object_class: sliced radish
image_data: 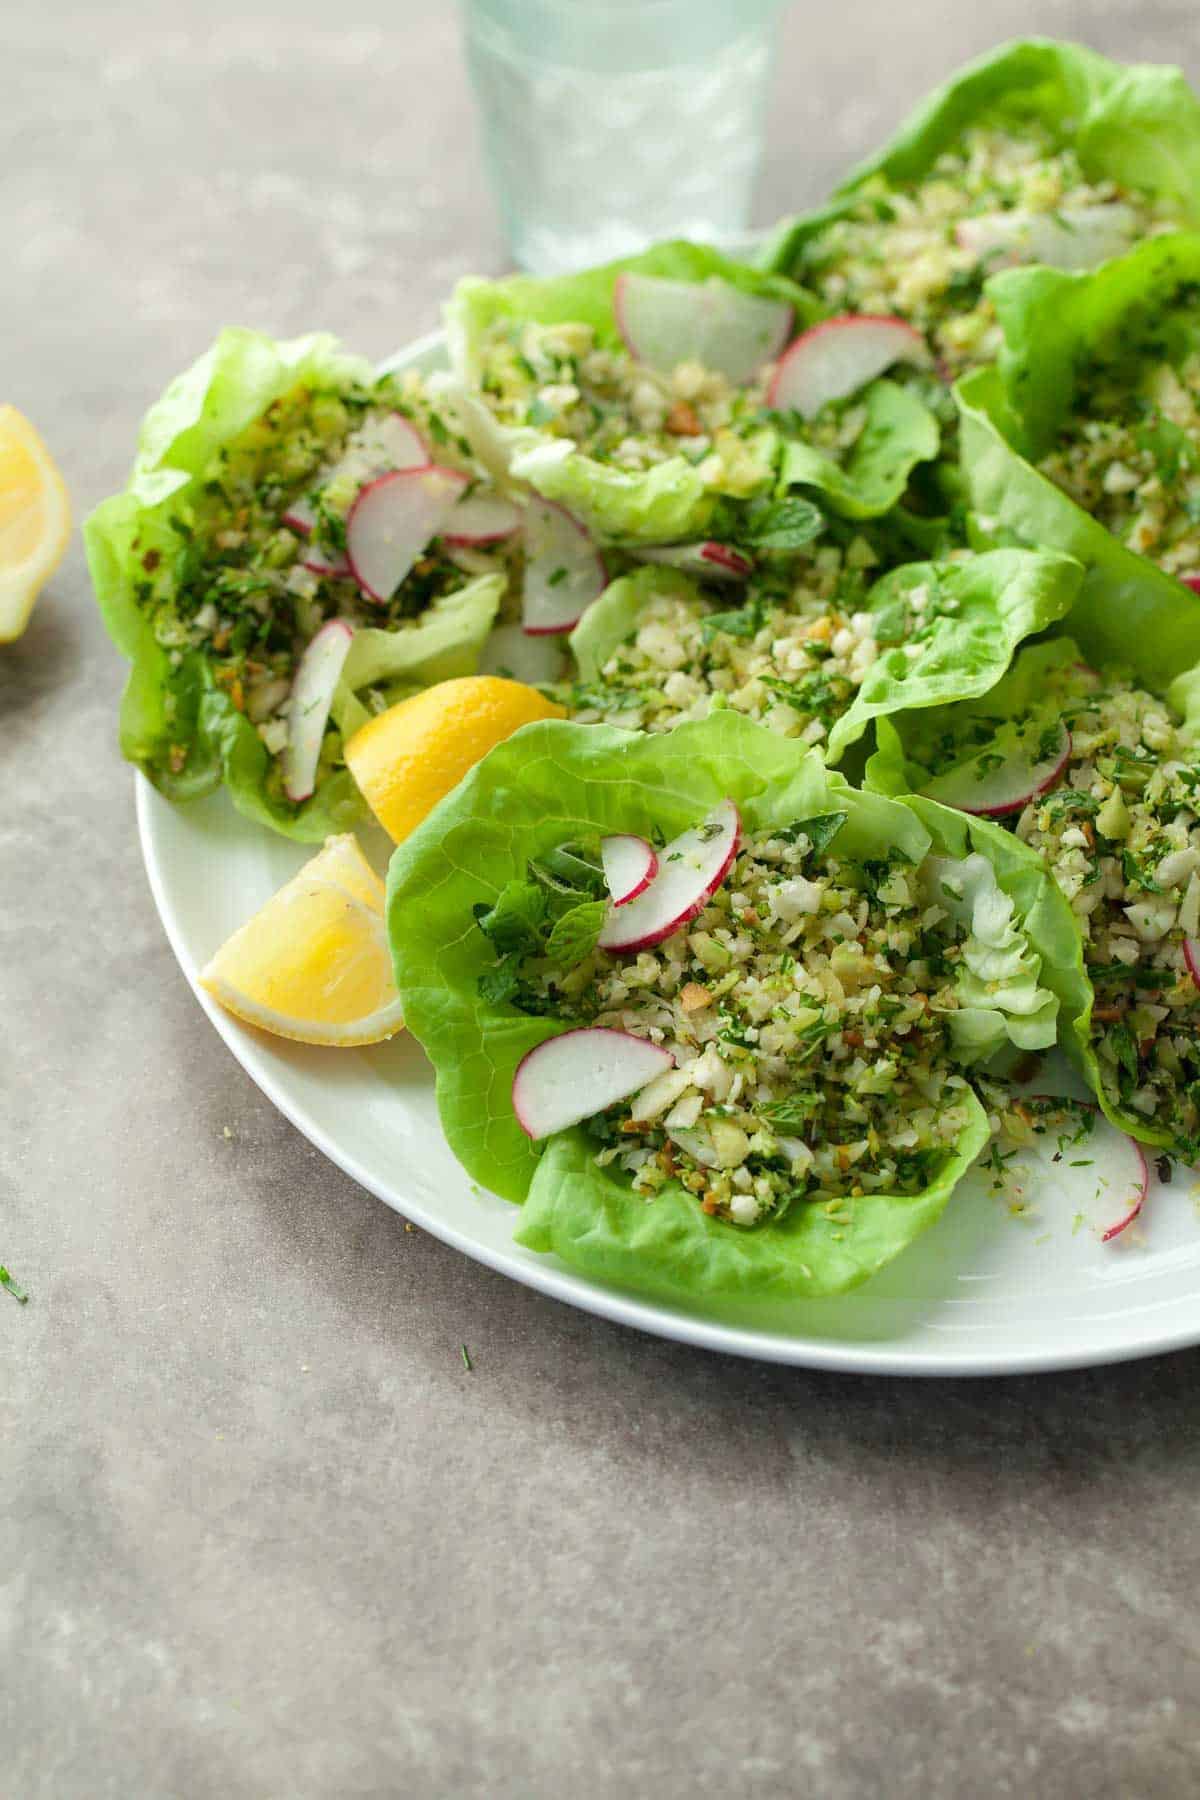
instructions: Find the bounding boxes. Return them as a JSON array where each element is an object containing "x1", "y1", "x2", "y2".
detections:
[
  {"x1": 1016, "y1": 1096, "x2": 1149, "y2": 1244},
  {"x1": 443, "y1": 495, "x2": 521, "y2": 550},
  {"x1": 512, "y1": 1028, "x2": 674, "y2": 1140},
  {"x1": 281, "y1": 619, "x2": 354, "y2": 802},
  {"x1": 283, "y1": 412, "x2": 429, "y2": 539},
  {"x1": 444, "y1": 492, "x2": 522, "y2": 546},
  {"x1": 362, "y1": 411, "x2": 430, "y2": 471},
  {"x1": 522, "y1": 498, "x2": 607, "y2": 635},
  {"x1": 346, "y1": 464, "x2": 468, "y2": 603},
  {"x1": 598, "y1": 799, "x2": 740, "y2": 953},
  {"x1": 956, "y1": 204, "x2": 1139, "y2": 273},
  {"x1": 767, "y1": 315, "x2": 932, "y2": 420},
  {"x1": 1184, "y1": 939, "x2": 1200, "y2": 986},
  {"x1": 635, "y1": 542, "x2": 752, "y2": 582},
  {"x1": 922, "y1": 720, "x2": 1071, "y2": 818},
  {"x1": 477, "y1": 622, "x2": 567, "y2": 687},
  {"x1": 283, "y1": 496, "x2": 316, "y2": 536},
  {"x1": 613, "y1": 273, "x2": 794, "y2": 384},
  {"x1": 302, "y1": 544, "x2": 352, "y2": 579},
  {"x1": 601, "y1": 834, "x2": 659, "y2": 907},
  {"x1": 1181, "y1": 575, "x2": 1200, "y2": 595}
]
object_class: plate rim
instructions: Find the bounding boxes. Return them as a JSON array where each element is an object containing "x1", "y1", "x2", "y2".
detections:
[{"x1": 132, "y1": 329, "x2": 1200, "y2": 1378}]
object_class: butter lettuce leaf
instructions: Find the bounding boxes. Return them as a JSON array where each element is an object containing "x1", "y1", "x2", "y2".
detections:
[
  {"x1": 779, "y1": 380, "x2": 940, "y2": 520},
  {"x1": 760, "y1": 39, "x2": 1200, "y2": 279},
  {"x1": 826, "y1": 546, "x2": 1083, "y2": 761},
  {"x1": 84, "y1": 328, "x2": 500, "y2": 841},
  {"x1": 509, "y1": 438, "x2": 715, "y2": 545},
  {"x1": 867, "y1": 677, "x2": 1176, "y2": 1149},
  {"x1": 955, "y1": 362, "x2": 1200, "y2": 693},
  {"x1": 447, "y1": 240, "x2": 816, "y2": 385},
  {"x1": 387, "y1": 711, "x2": 1000, "y2": 1302}
]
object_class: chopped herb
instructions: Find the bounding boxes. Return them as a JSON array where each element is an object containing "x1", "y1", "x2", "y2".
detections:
[
  {"x1": 545, "y1": 899, "x2": 606, "y2": 966},
  {"x1": 0, "y1": 1267, "x2": 28, "y2": 1305}
]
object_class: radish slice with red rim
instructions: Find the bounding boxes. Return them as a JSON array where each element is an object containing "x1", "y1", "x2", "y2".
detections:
[
  {"x1": 601, "y1": 834, "x2": 659, "y2": 907},
  {"x1": 955, "y1": 204, "x2": 1138, "y2": 272},
  {"x1": 767, "y1": 314, "x2": 932, "y2": 419},
  {"x1": 598, "y1": 799, "x2": 740, "y2": 953},
  {"x1": 302, "y1": 544, "x2": 352, "y2": 579},
  {"x1": 1184, "y1": 939, "x2": 1200, "y2": 986},
  {"x1": 283, "y1": 412, "x2": 429, "y2": 540},
  {"x1": 1181, "y1": 575, "x2": 1200, "y2": 595},
  {"x1": 613, "y1": 273, "x2": 793, "y2": 384},
  {"x1": 282, "y1": 619, "x2": 354, "y2": 802},
  {"x1": 511, "y1": 1028, "x2": 674, "y2": 1140},
  {"x1": 283, "y1": 496, "x2": 316, "y2": 537},
  {"x1": 477, "y1": 622, "x2": 567, "y2": 687},
  {"x1": 921, "y1": 719, "x2": 1071, "y2": 818},
  {"x1": 635, "y1": 542, "x2": 752, "y2": 582},
  {"x1": 443, "y1": 493, "x2": 522, "y2": 546},
  {"x1": 346, "y1": 464, "x2": 468, "y2": 602},
  {"x1": 522, "y1": 498, "x2": 607, "y2": 635},
  {"x1": 1005, "y1": 1095, "x2": 1149, "y2": 1244}
]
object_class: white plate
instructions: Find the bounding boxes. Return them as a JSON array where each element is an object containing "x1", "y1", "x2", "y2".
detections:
[{"x1": 136, "y1": 333, "x2": 1200, "y2": 1376}]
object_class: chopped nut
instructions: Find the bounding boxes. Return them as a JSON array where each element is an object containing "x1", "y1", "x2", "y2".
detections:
[
  {"x1": 666, "y1": 399, "x2": 702, "y2": 436},
  {"x1": 679, "y1": 982, "x2": 712, "y2": 1014}
]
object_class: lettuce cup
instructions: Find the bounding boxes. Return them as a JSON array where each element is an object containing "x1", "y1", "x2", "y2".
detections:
[
  {"x1": 872, "y1": 641, "x2": 1200, "y2": 1159},
  {"x1": 443, "y1": 243, "x2": 944, "y2": 540},
  {"x1": 85, "y1": 329, "x2": 513, "y2": 839},
  {"x1": 386, "y1": 712, "x2": 1081, "y2": 1302},
  {"x1": 561, "y1": 546, "x2": 1081, "y2": 764},
  {"x1": 761, "y1": 40, "x2": 1200, "y2": 381},
  {"x1": 958, "y1": 235, "x2": 1200, "y2": 691}
]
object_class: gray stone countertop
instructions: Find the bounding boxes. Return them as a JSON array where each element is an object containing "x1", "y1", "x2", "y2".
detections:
[{"x1": 5, "y1": 3, "x2": 1200, "y2": 1794}]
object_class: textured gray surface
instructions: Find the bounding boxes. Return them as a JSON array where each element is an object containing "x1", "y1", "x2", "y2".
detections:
[{"x1": 5, "y1": 3, "x2": 1200, "y2": 1795}]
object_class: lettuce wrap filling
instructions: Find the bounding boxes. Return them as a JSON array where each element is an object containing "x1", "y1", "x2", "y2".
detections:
[
  {"x1": 442, "y1": 248, "x2": 941, "y2": 537},
  {"x1": 85, "y1": 328, "x2": 511, "y2": 838},
  {"x1": 957, "y1": 235, "x2": 1200, "y2": 690},
  {"x1": 386, "y1": 712, "x2": 1076, "y2": 1301},
  {"x1": 761, "y1": 40, "x2": 1200, "y2": 380},
  {"x1": 560, "y1": 545, "x2": 1082, "y2": 765},
  {"x1": 874, "y1": 641, "x2": 1200, "y2": 1157}
]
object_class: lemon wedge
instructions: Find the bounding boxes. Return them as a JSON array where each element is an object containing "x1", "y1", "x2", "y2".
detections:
[
  {"x1": 199, "y1": 834, "x2": 402, "y2": 1046},
  {"x1": 0, "y1": 405, "x2": 71, "y2": 643},
  {"x1": 344, "y1": 674, "x2": 566, "y2": 844}
]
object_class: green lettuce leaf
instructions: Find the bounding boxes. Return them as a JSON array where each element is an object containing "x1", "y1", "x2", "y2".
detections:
[
  {"x1": 568, "y1": 565, "x2": 695, "y2": 682},
  {"x1": 987, "y1": 233, "x2": 1200, "y2": 458},
  {"x1": 826, "y1": 547, "x2": 1083, "y2": 761},
  {"x1": 447, "y1": 240, "x2": 816, "y2": 385},
  {"x1": 760, "y1": 40, "x2": 1200, "y2": 278},
  {"x1": 955, "y1": 364, "x2": 1200, "y2": 693},
  {"x1": 778, "y1": 380, "x2": 940, "y2": 519},
  {"x1": 84, "y1": 328, "x2": 499, "y2": 841},
  {"x1": 867, "y1": 677, "x2": 1178, "y2": 1150},
  {"x1": 386, "y1": 710, "x2": 1002, "y2": 1302},
  {"x1": 566, "y1": 549, "x2": 1079, "y2": 767},
  {"x1": 508, "y1": 438, "x2": 716, "y2": 544}
]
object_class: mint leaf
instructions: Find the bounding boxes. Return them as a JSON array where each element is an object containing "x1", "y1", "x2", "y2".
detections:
[
  {"x1": 546, "y1": 899, "x2": 606, "y2": 966},
  {"x1": 740, "y1": 495, "x2": 824, "y2": 551},
  {"x1": 474, "y1": 881, "x2": 546, "y2": 953},
  {"x1": 775, "y1": 811, "x2": 848, "y2": 858}
]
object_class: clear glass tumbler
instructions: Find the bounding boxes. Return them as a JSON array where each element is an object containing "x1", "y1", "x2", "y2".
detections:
[{"x1": 461, "y1": 0, "x2": 782, "y2": 274}]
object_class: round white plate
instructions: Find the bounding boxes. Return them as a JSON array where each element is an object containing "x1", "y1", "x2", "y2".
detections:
[{"x1": 136, "y1": 334, "x2": 1200, "y2": 1375}]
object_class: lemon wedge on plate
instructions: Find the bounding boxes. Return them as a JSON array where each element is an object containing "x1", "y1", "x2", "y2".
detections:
[
  {"x1": 199, "y1": 834, "x2": 403, "y2": 1046},
  {"x1": 345, "y1": 674, "x2": 566, "y2": 844},
  {"x1": 0, "y1": 405, "x2": 71, "y2": 643}
]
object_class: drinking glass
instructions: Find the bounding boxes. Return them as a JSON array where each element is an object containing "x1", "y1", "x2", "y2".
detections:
[{"x1": 461, "y1": 0, "x2": 783, "y2": 273}]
